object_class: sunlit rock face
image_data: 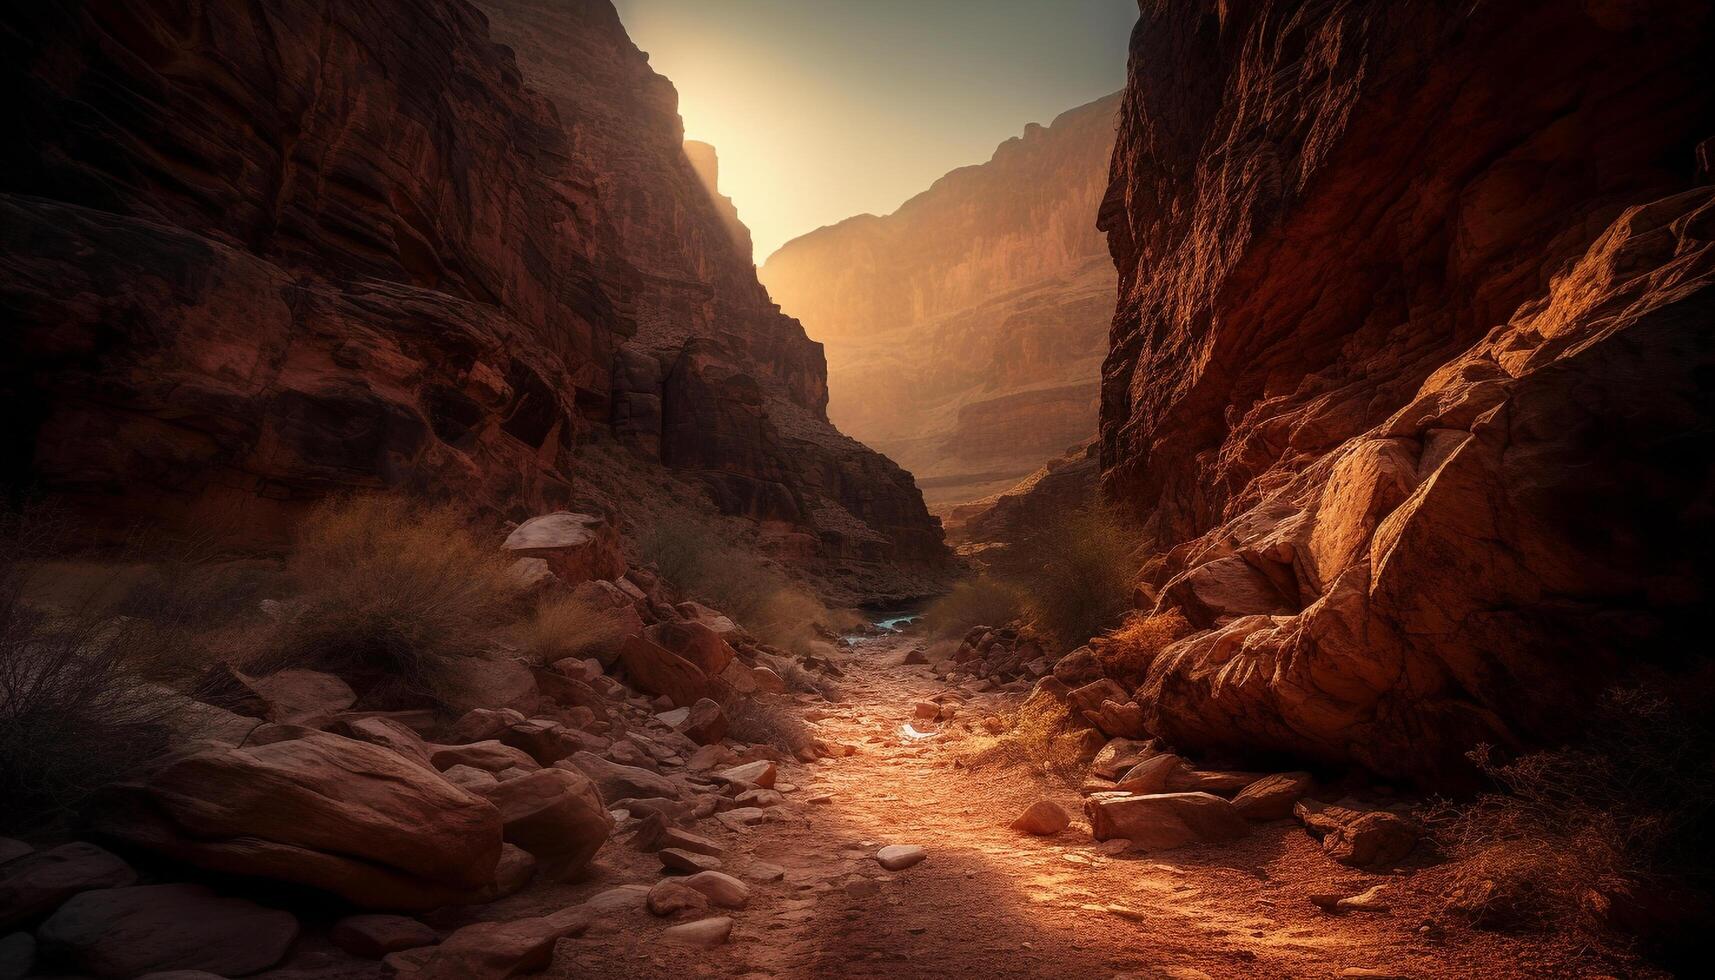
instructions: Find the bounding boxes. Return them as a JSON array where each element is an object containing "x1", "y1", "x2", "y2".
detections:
[
  {"x1": 1101, "y1": 0, "x2": 1715, "y2": 784},
  {"x1": 0, "y1": 0, "x2": 948, "y2": 595},
  {"x1": 760, "y1": 94, "x2": 1120, "y2": 510}
]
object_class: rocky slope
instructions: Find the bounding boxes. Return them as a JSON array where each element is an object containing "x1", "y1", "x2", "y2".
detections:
[
  {"x1": 760, "y1": 94, "x2": 1120, "y2": 509},
  {"x1": 0, "y1": 0, "x2": 948, "y2": 600},
  {"x1": 1100, "y1": 0, "x2": 1715, "y2": 783}
]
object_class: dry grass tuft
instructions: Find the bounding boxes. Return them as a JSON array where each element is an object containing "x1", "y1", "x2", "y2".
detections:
[
  {"x1": 263, "y1": 495, "x2": 514, "y2": 705},
  {"x1": 920, "y1": 577, "x2": 1023, "y2": 639},
  {"x1": 520, "y1": 592, "x2": 631, "y2": 667},
  {"x1": 1011, "y1": 504, "x2": 1139, "y2": 652},
  {"x1": 772, "y1": 656, "x2": 843, "y2": 702},
  {"x1": 1098, "y1": 611, "x2": 1191, "y2": 683},
  {"x1": 959, "y1": 683, "x2": 1090, "y2": 785},
  {"x1": 638, "y1": 512, "x2": 835, "y2": 654},
  {"x1": 722, "y1": 690, "x2": 814, "y2": 754},
  {"x1": 1427, "y1": 687, "x2": 1714, "y2": 949}
]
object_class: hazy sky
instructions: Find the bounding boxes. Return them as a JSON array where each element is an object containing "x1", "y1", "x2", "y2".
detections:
[{"x1": 611, "y1": 0, "x2": 1136, "y2": 261}]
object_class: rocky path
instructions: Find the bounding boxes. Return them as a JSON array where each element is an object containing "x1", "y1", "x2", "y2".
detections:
[{"x1": 447, "y1": 630, "x2": 1615, "y2": 979}]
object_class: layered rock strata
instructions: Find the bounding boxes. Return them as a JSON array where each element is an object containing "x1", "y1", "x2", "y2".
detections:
[
  {"x1": 1100, "y1": 0, "x2": 1715, "y2": 783},
  {"x1": 0, "y1": 0, "x2": 948, "y2": 598}
]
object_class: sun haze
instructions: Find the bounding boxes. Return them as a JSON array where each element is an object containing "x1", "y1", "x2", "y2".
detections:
[{"x1": 611, "y1": 0, "x2": 1136, "y2": 261}]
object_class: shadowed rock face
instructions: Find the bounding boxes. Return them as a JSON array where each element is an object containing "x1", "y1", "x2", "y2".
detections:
[
  {"x1": 760, "y1": 94, "x2": 1121, "y2": 509},
  {"x1": 0, "y1": 0, "x2": 948, "y2": 594},
  {"x1": 1101, "y1": 0, "x2": 1715, "y2": 784}
]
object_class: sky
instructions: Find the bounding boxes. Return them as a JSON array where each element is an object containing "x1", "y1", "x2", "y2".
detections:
[{"x1": 610, "y1": 0, "x2": 1136, "y2": 261}]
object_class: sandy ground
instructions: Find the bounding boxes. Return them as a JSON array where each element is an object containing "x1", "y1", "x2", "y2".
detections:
[{"x1": 408, "y1": 631, "x2": 1658, "y2": 980}]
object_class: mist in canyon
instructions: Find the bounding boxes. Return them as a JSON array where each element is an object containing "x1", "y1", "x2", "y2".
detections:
[{"x1": 1, "y1": 2, "x2": 1712, "y2": 979}]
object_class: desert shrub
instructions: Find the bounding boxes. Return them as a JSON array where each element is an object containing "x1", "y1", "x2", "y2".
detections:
[
  {"x1": 722, "y1": 690, "x2": 814, "y2": 754},
  {"x1": 1427, "y1": 687, "x2": 1715, "y2": 945},
  {"x1": 0, "y1": 511, "x2": 187, "y2": 832},
  {"x1": 772, "y1": 656, "x2": 842, "y2": 702},
  {"x1": 638, "y1": 512, "x2": 835, "y2": 653},
  {"x1": 958, "y1": 682, "x2": 1090, "y2": 785},
  {"x1": 1009, "y1": 504, "x2": 1139, "y2": 651},
  {"x1": 521, "y1": 591, "x2": 631, "y2": 667},
  {"x1": 264, "y1": 495, "x2": 514, "y2": 704},
  {"x1": 920, "y1": 577, "x2": 1023, "y2": 639},
  {"x1": 1098, "y1": 611, "x2": 1191, "y2": 683}
]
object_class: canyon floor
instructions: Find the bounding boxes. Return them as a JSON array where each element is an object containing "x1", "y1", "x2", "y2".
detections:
[{"x1": 450, "y1": 630, "x2": 1645, "y2": 980}]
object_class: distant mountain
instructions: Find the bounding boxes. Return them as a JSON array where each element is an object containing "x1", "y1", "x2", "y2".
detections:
[{"x1": 759, "y1": 93, "x2": 1121, "y2": 510}]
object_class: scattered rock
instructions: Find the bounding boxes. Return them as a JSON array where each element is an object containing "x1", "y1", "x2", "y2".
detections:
[
  {"x1": 384, "y1": 907, "x2": 592, "y2": 980},
  {"x1": 647, "y1": 880, "x2": 710, "y2": 917},
  {"x1": 1011, "y1": 800, "x2": 1072, "y2": 836},
  {"x1": 645, "y1": 621, "x2": 737, "y2": 676},
  {"x1": 1114, "y1": 753, "x2": 1187, "y2": 792},
  {"x1": 660, "y1": 848, "x2": 723, "y2": 873},
  {"x1": 1295, "y1": 800, "x2": 1421, "y2": 868},
  {"x1": 734, "y1": 788, "x2": 784, "y2": 808},
  {"x1": 662, "y1": 915, "x2": 732, "y2": 947},
  {"x1": 1338, "y1": 885, "x2": 1391, "y2": 913},
  {"x1": 1084, "y1": 699, "x2": 1147, "y2": 739},
  {"x1": 331, "y1": 914, "x2": 439, "y2": 958},
  {"x1": 681, "y1": 698, "x2": 729, "y2": 745},
  {"x1": 876, "y1": 845, "x2": 927, "y2": 871},
  {"x1": 560, "y1": 750, "x2": 681, "y2": 801},
  {"x1": 715, "y1": 760, "x2": 777, "y2": 789},
  {"x1": 681, "y1": 871, "x2": 751, "y2": 909},
  {"x1": 502, "y1": 513, "x2": 625, "y2": 586},
  {"x1": 1084, "y1": 792, "x2": 1250, "y2": 850},
  {"x1": 429, "y1": 739, "x2": 539, "y2": 774},
  {"x1": 0, "y1": 842, "x2": 136, "y2": 930},
  {"x1": 479, "y1": 767, "x2": 613, "y2": 880},
  {"x1": 1232, "y1": 772, "x2": 1313, "y2": 820},
  {"x1": 36, "y1": 884, "x2": 297, "y2": 978},
  {"x1": 1090, "y1": 737, "x2": 1153, "y2": 780},
  {"x1": 451, "y1": 708, "x2": 527, "y2": 743},
  {"x1": 748, "y1": 862, "x2": 786, "y2": 883},
  {"x1": 618, "y1": 634, "x2": 709, "y2": 708}
]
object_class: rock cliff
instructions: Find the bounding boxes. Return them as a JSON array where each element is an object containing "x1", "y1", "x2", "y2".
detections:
[
  {"x1": 1101, "y1": 0, "x2": 1715, "y2": 783},
  {"x1": 0, "y1": 0, "x2": 948, "y2": 599},
  {"x1": 760, "y1": 94, "x2": 1120, "y2": 509}
]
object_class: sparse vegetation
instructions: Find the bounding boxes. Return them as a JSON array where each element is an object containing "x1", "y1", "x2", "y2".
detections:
[
  {"x1": 920, "y1": 577, "x2": 1023, "y2": 639},
  {"x1": 0, "y1": 509, "x2": 192, "y2": 832},
  {"x1": 772, "y1": 655, "x2": 842, "y2": 702},
  {"x1": 1427, "y1": 686, "x2": 1714, "y2": 953},
  {"x1": 521, "y1": 591, "x2": 632, "y2": 667},
  {"x1": 263, "y1": 495, "x2": 515, "y2": 705},
  {"x1": 1010, "y1": 504, "x2": 1139, "y2": 651},
  {"x1": 958, "y1": 681, "x2": 1091, "y2": 784},
  {"x1": 638, "y1": 511, "x2": 838, "y2": 653},
  {"x1": 722, "y1": 689, "x2": 814, "y2": 754},
  {"x1": 1097, "y1": 611, "x2": 1190, "y2": 682}
]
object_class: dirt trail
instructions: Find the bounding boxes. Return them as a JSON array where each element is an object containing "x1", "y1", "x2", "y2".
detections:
[{"x1": 494, "y1": 631, "x2": 1631, "y2": 979}]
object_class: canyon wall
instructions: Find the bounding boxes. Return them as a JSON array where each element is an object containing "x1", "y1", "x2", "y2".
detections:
[
  {"x1": 760, "y1": 94, "x2": 1120, "y2": 509},
  {"x1": 0, "y1": 0, "x2": 948, "y2": 600},
  {"x1": 1102, "y1": 0, "x2": 1715, "y2": 783}
]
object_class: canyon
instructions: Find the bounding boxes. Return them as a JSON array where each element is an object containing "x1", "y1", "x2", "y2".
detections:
[
  {"x1": 761, "y1": 94, "x2": 1120, "y2": 511},
  {"x1": 0, "y1": 0, "x2": 949, "y2": 603},
  {"x1": 0, "y1": 0, "x2": 1711, "y2": 976}
]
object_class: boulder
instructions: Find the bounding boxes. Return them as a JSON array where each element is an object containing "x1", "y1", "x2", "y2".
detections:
[
  {"x1": 1232, "y1": 772, "x2": 1313, "y2": 821},
  {"x1": 1069, "y1": 678, "x2": 1129, "y2": 715},
  {"x1": 1085, "y1": 699, "x2": 1148, "y2": 739},
  {"x1": 435, "y1": 654, "x2": 540, "y2": 716},
  {"x1": 499, "y1": 719, "x2": 582, "y2": 766},
  {"x1": 88, "y1": 731, "x2": 505, "y2": 909},
  {"x1": 1114, "y1": 753, "x2": 1188, "y2": 793},
  {"x1": 0, "y1": 843, "x2": 136, "y2": 930},
  {"x1": 478, "y1": 768, "x2": 612, "y2": 880},
  {"x1": 1084, "y1": 792, "x2": 1250, "y2": 850},
  {"x1": 1296, "y1": 801, "x2": 1421, "y2": 867},
  {"x1": 451, "y1": 708, "x2": 527, "y2": 743},
  {"x1": 1052, "y1": 647, "x2": 1105, "y2": 685},
  {"x1": 645, "y1": 620, "x2": 736, "y2": 676},
  {"x1": 1164, "y1": 769, "x2": 1266, "y2": 795},
  {"x1": 506, "y1": 557, "x2": 556, "y2": 592},
  {"x1": 618, "y1": 635, "x2": 709, "y2": 708},
  {"x1": 332, "y1": 716, "x2": 435, "y2": 769},
  {"x1": 681, "y1": 698, "x2": 728, "y2": 745},
  {"x1": 1090, "y1": 738, "x2": 1153, "y2": 780},
  {"x1": 559, "y1": 751, "x2": 680, "y2": 802},
  {"x1": 331, "y1": 914, "x2": 439, "y2": 959},
  {"x1": 384, "y1": 907, "x2": 592, "y2": 980},
  {"x1": 245, "y1": 668, "x2": 356, "y2": 727},
  {"x1": 36, "y1": 884, "x2": 297, "y2": 978},
  {"x1": 502, "y1": 513, "x2": 626, "y2": 586},
  {"x1": 1011, "y1": 800, "x2": 1071, "y2": 836}
]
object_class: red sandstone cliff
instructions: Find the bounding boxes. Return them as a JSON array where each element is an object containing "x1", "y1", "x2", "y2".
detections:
[
  {"x1": 1101, "y1": 0, "x2": 1715, "y2": 783},
  {"x1": 0, "y1": 0, "x2": 948, "y2": 599},
  {"x1": 760, "y1": 94, "x2": 1120, "y2": 509}
]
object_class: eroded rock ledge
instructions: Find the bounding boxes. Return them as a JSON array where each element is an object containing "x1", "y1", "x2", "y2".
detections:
[{"x1": 1100, "y1": 0, "x2": 1715, "y2": 783}]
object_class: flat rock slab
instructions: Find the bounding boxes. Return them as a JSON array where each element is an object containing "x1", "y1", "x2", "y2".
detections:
[
  {"x1": 332, "y1": 914, "x2": 439, "y2": 958},
  {"x1": 660, "y1": 848, "x2": 723, "y2": 873},
  {"x1": 876, "y1": 845, "x2": 927, "y2": 871},
  {"x1": 1084, "y1": 792, "x2": 1249, "y2": 850},
  {"x1": 36, "y1": 884, "x2": 297, "y2": 978},
  {"x1": 663, "y1": 916, "x2": 733, "y2": 947}
]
